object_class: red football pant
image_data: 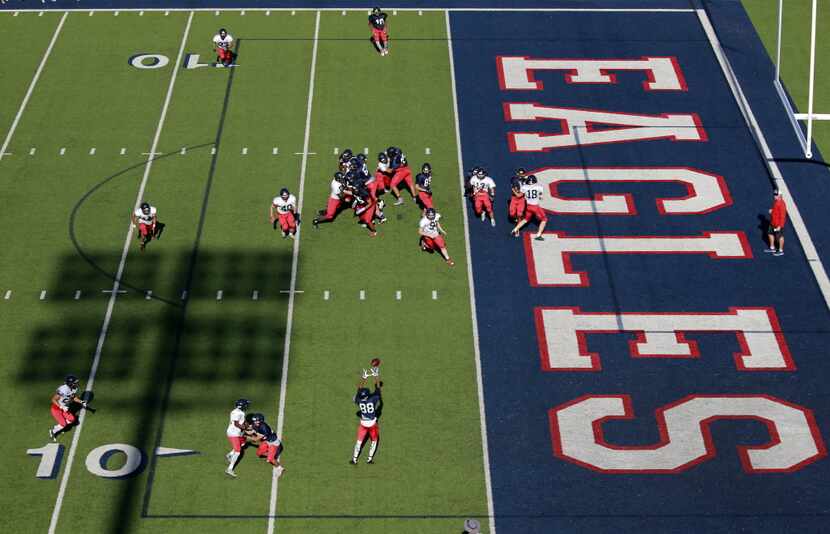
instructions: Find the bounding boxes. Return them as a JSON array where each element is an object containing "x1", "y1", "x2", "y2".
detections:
[
  {"x1": 375, "y1": 171, "x2": 391, "y2": 190},
  {"x1": 371, "y1": 28, "x2": 388, "y2": 43},
  {"x1": 509, "y1": 196, "x2": 526, "y2": 220},
  {"x1": 421, "y1": 235, "x2": 446, "y2": 251},
  {"x1": 416, "y1": 191, "x2": 433, "y2": 209},
  {"x1": 356, "y1": 424, "x2": 379, "y2": 442},
  {"x1": 323, "y1": 198, "x2": 342, "y2": 220},
  {"x1": 390, "y1": 167, "x2": 413, "y2": 190},
  {"x1": 278, "y1": 212, "x2": 296, "y2": 233},
  {"x1": 138, "y1": 223, "x2": 155, "y2": 238},
  {"x1": 217, "y1": 48, "x2": 232, "y2": 62},
  {"x1": 256, "y1": 442, "x2": 283, "y2": 464},
  {"x1": 50, "y1": 404, "x2": 76, "y2": 427},
  {"x1": 227, "y1": 435, "x2": 246, "y2": 452},
  {"x1": 356, "y1": 202, "x2": 376, "y2": 225},
  {"x1": 368, "y1": 180, "x2": 382, "y2": 199},
  {"x1": 474, "y1": 194, "x2": 493, "y2": 215},
  {"x1": 524, "y1": 204, "x2": 547, "y2": 223}
]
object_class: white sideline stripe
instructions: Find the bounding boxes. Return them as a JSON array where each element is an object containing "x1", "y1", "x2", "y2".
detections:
[
  {"x1": 4, "y1": 7, "x2": 696, "y2": 13},
  {"x1": 0, "y1": 12, "x2": 66, "y2": 165},
  {"x1": 47, "y1": 12, "x2": 194, "y2": 534},
  {"x1": 445, "y1": 11, "x2": 496, "y2": 534},
  {"x1": 279, "y1": 289, "x2": 304, "y2": 294},
  {"x1": 268, "y1": 10, "x2": 320, "y2": 533},
  {"x1": 698, "y1": 9, "x2": 830, "y2": 311},
  {"x1": 40, "y1": 290, "x2": 46, "y2": 300}
]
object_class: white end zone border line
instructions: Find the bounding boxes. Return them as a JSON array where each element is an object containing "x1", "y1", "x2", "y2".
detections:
[
  {"x1": 1, "y1": 7, "x2": 695, "y2": 13},
  {"x1": 47, "y1": 11, "x2": 195, "y2": 534},
  {"x1": 445, "y1": 11, "x2": 496, "y2": 534},
  {"x1": 0, "y1": 11, "x2": 66, "y2": 163},
  {"x1": 267, "y1": 10, "x2": 320, "y2": 534},
  {"x1": 697, "y1": 8, "x2": 830, "y2": 311}
]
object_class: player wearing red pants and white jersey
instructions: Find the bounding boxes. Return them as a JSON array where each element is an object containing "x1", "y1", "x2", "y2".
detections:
[
  {"x1": 49, "y1": 375, "x2": 87, "y2": 441},
  {"x1": 419, "y1": 208, "x2": 454, "y2": 266},
  {"x1": 225, "y1": 398, "x2": 250, "y2": 478},
  {"x1": 469, "y1": 167, "x2": 496, "y2": 227},
  {"x1": 270, "y1": 188, "x2": 298, "y2": 239},
  {"x1": 511, "y1": 174, "x2": 547, "y2": 240},
  {"x1": 313, "y1": 172, "x2": 347, "y2": 228},
  {"x1": 371, "y1": 152, "x2": 393, "y2": 197},
  {"x1": 249, "y1": 413, "x2": 285, "y2": 476},
  {"x1": 131, "y1": 201, "x2": 158, "y2": 252},
  {"x1": 351, "y1": 364, "x2": 382, "y2": 464},
  {"x1": 212, "y1": 28, "x2": 235, "y2": 67}
]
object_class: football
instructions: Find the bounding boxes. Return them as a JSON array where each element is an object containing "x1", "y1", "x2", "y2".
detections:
[{"x1": 370, "y1": 358, "x2": 381, "y2": 367}]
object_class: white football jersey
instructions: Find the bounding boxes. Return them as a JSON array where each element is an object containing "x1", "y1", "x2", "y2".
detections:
[
  {"x1": 470, "y1": 176, "x2": 496, "y2": 195},
  {"x1": 273, "y1": 194, "x2": 297, "y2": 214},
  {"x1": 226, "y1": 408, "x2": 246, "y2": 437},
  {"x1": 522, "y1": 183, "x2": 544, "y2": 205},
  {"x1": 213, "y1": 33, "x2": 233, "y2": 50},
  {"x1": 377, "y1": 161, "x2": 390, "y2": 173},
  {"x1": 56, "y1": 384, "x2": 78, "y2": 408},
  {"x1": 419, "y1": 212, "x2": 441, "y2": 238},
  {"x1": 134, "y1": 206, "x2": 157, "y2": 225},
  {"x1": 329, "y1": 179, "x2": 343, "y2": 200}
]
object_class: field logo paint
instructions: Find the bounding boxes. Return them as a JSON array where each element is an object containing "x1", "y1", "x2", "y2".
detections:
[
  {"x1": 550, "y1": 395, "x2": 826, "y2": 473},
  {"x1": 498, "y1": 56, "x2": 687, "y2": 92},
  {"x1": 183, "y1": 53, "x2": 213, "y2": 69},
  {"x1": 535, "y1": 167, "x2": 731, "y2": 215},
  {"x1": 534, "y1": 307, "x2": 794, "y2": 371},
  {"x1": 86, "y1": 444, "x2": 145, "y2": 479},
  {"x1": 525, "y1": 231, "x2": 751, "y2": 286},
  {"x1": 504, "y1": 103, "x2": 706, "y2": 151},
  {"x1": 128, "y1": 53, "x2": 170, "y2": 70}
]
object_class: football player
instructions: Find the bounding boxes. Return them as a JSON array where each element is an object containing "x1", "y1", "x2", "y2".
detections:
[
  {"x1": 225, "y1": 398, "x2": 250, "y2": 478},
  {"x1": 49, "y1": 375, "x2": 88, "y2": 441},
  {"x1": 339, "y1": 148, "x2": 354, "y2": 173},
  {"x1": 368, "y1": 6, "x2": 389, "y2": 56},
  {"x1": 419, "y1": 207, "x2": 454, "y2": 266},
  {"x1": 511, "y1": 174, "x2": 547, "y2": 240},
  {"x1": 131, "y1": 201, "x2": 159, "y2": 252},
  {"x1": 212, "y1": 28, "x2": 235, "y2": 67},
  {"x1": 371, "y1": 151, "x2": 393, "y2": 197},
  {"x1": 469, "y1": 167, "x2": 496, "y2": 227},
  {"x1": 388, "y1": 146, "x2": 416, "y2": 205},
  {"x1": 351, "y1": 369, "x2": 383, "y2": 464},
  {"x1": 270, "y1": 188, "x2": 298, "y2": 239},
  {"x1": 249, "y1": 413, "x2": 285, "y2": 475},
  {"x1": 352, "y1": 185, "x2": 380, "y2": 237},
  {"x1": 508, "y1": 176, "x2": 526, "y2": 223},
  {"x1": 313, "y1": 172, "x2": 347, "y2": 228},
  {"x1": 415, "y1": 163, "x2": 434, "y2": 211}
]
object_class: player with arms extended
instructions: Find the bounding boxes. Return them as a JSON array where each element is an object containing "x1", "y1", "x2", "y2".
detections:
[
  {"x1": 49, "y1": 375, "x2": 89, "y2": 441},
  {"x1": 225, "y1": 398, "x2": 250, "y2": 478},
  {"x1": 213, "y1": 28, "x2": 235, "y2": 67},
  {"x1": 351, "y1": 360, "x2": 383, "y2": 464},
  {"x1": 270, "y1": 187, "x2": 298, "y2": 239},
  {"x1": 369, "y1": 6, "x2": 389, "y2": 56},
  {"x1": 249, "y1": 413, "x2": 285, "y2": 476},
  {"x1": 419, "y1": 207, "x2": 454, "y2": 266}
]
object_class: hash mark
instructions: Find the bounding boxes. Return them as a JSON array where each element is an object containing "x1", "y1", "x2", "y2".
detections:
[
  {"x1": 359, "y1": 290, "x2": 366, "y2": 301},
  {"x1": 291, "y1": 10, "x2": 296, "y2": 16},
  {"x1": 181, "y1": 290, "x2": 187, "y2": 300},
  {"x1": 89, "y1": 148, "x2": 96, "y2": 155},
  {"x1": 242, "y1": 147, "x2": 248, "y2": 155},
  {"x1": 425, "y1": 147, "x2": 431, "y2": 154},
  {"x1": 215, "y1": 10, "x2": 220, "y2": 16},
  {"x1": 333, "y1": 147, "x2": 339, "y2": 155},
  {"x1": 180, "y1": 147, "x2": 186, "y2": 155},
  {"x1": 216, "y1": 290, "x2": 223, "y2": 301},
  {"x1": 29, "y1": 148, "x2": 36, "y2": 156},
  {"x1": 252, "y1": 290, "x2": 259, "y2": 300},
  {"x1": 145, "y1": 290, "x2": 152, "y2": 300},
  {"x1": 341, "y1": 10, "x2": 346, "y2": 16},
  {"x1": 241, "y1": 10, "x2": 246, "y2": 16},
  {"x1": 419, "y1": 10, "x2": 423, "y2": 15},
  {"x1": 266, "y1": 10, "x2": 270, "y2": 16},
  {"x1": 120, "y1": 148, "x2": 126, "y2": 155},
  {"x1": 363, "y1": 147, "x2": 369, "y2": 155},
  {"x1": 114, "y1": 11, "x2": 119, "y2": 16},
  {"x1": 272, "y1": 147, "x2": 279, "y2": 155},
  {"x1": 101, "y1": 289, "x2": 127, "y2": 294},
  {"x1": 59, "y1": 147, "x2": 65, "y2": 156},
  {"x1": 89, "y1": 11, "x2": 94, "y2": 16},
  {"x1": 74, "y1": 290, "x2": 81, "y2": 300},
  {"x1": 13, "y1": 12, "x2": 19, "y2": 17},
  {"x1": 4, "y1": 290, "x2": 11, "y2": 300},
  {"x1": 38, "y1": 11, "x2": 43, "y2": 17},
  {"x1": 324, "y1": 290, "x2": 330, "y2": 300},
  {"x1": 40, "y1": 290, "x2": 46, "y2": 301},
  {"x1": 141, "y1": 152, "x2": 163, "y2": 156},
  {"x1": 211, "y1": 147, "x2": 217, "y2": 155},
  {"x1": 432, "y1": 290, "x2": 438, "y2": 300},
  {"x1": 139, "y1": 11, "x2": 143, "y2": 16},
  {"x1": 395, "y1": 290, "x2": 401, "y2": 300},
  {"x1": 165, "y1": 10, "x2": 169, "y2": 16},
  {"x1": 393, "y1": 10, "x2": 398, "y2": 15}
]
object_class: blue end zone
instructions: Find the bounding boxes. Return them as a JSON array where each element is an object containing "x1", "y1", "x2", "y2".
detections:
[{"x1": 450, "y1": 5, "x2": 830, "y2": 533}]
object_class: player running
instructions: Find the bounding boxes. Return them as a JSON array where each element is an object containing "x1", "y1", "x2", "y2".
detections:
[
  {"x1": 249, "y1": 413, "x2": 285, "y2": 476},
  {"x1": 511, "y1": 174, "x2": 548, "y2": 240},
  {"x1": 49, "y1": 375, "x2": 88, "y2": 441},
  {"x1": 419, "y1": 207, "x2": 454, "y2": 266},
  {"x1": 369, "y1": 6, "x2": 390, "y2": 56},
  {"x1": 131, "y1": 201, "x2": 160, "y2": 252},
  {"x1": 351, "y1": 363, "x2": 383, "y2": 464},
  {"x1": 508, "y1": 174, "x2": 527, "y2": 223},
  {"x1": 225, "y1": 398, "x2": 250, "y2": 478},
  {"x1": 415, "y1": 163, "x2": 434, "y2": 211},
  {"x1": 313, "y1": 172, "x2": 347, "y2": 228},
  {"x1": 213, "y1": 28, "x2": 235, "y2": 67},
  {"x1": 469, "y1": 167, "x2": 496, "y2": 227},
  {"x1": 388, "y1": 146, "x2": 416, "y2": 205},
  {"x1": 270, "y1": 187, "x2": 298, "y2": 239}
]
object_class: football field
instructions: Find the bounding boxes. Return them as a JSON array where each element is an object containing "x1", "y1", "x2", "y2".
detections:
[{"x1": 3, "y1": 2, "x2": 830, "y2": 534}]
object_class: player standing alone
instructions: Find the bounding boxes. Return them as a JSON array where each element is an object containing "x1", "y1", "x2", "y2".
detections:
[
  {"x1": 419, "y1": 207, "x2": 454, "y2": 266},
  {"x1": 213, "y1": 28, "x2": 235, "y2": 67},
  {"x1": 351, "y1": 363, "x2": 383, "y2": 464},
  {"x1": 131, "y1": 201, "x2": 160, "y2": 252},
  {"x1": 469, "y1": 167, "x2": 497, "y2": 227},
  {"x1": 369, "y1": 7, "x2": 389, "y2": 56},
  {"x1": 766, "y1": 188, "x2": 787, "y2": 256},
  {"x1": 225, "y1": 398, "x2": 250, "y2": 478},
  {"x1": 270, "y1": 188, "x2": 298, "y2": 239},
  {"x1": 49, "y1": 375, "x2": 88, "y2": 441}
]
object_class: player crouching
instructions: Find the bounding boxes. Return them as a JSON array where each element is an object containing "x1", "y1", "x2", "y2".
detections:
[
  {"x1": 270, "y1": 188, "x2": 298, "y2": 239},
  {"x1": 351, "y1": 360, "x2": 383, "y2": 464},
  {"x1": 49, "y1": 375, "x2": 91, "y2": 441},
  {"x1": 249, "y1": 413, "x2": 285, "y2": 476},
  {"x1": 131, "y1": 201, "x2": 164, "y2": 252},
  {"x1": 369, "y1": 6, "x2": 389, "y2": 56},
  {"x1": 213, "y1": 28, "x2": 236, "y2": 67},
  {"x1": 419, "y1": 208, "x2": 454, "y2": 266}
]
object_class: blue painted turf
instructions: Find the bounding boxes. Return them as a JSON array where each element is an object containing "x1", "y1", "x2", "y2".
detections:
[{"x1": 450, "y1": 4, "x2": 830, "y2": 533}]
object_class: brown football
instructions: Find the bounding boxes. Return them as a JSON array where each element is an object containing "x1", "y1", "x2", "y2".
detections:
[{"x1": 370, "y1": 358, "x2": 381, "y2": 367}]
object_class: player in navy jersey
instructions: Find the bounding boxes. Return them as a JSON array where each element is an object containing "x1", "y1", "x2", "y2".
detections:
[
  {"x1": 250, "y1": 413, "x2": 285, "y2": 474},
  {"x1": 415, "y1": 162, "x2": 434, "y2": 211},
  {"x1": 369, "y1": 6, "x2": 389, "y2": 56},
  {"x1": 351, "y1": 366, "x2": 383, "y2": 464}
]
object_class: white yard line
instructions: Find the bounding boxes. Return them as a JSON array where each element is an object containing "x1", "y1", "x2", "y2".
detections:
[
  {"x1": 0, "y1": 11, "x2": 66, "y2": 164},
  {"x1": 46, "y1": 12, "x2": 194, "y2": 534},
  {"x1": 445, "y1": 11, "x2": 496, "y2": 534},
  {"x1": 267, "y1": 10, "x2": 320, "y2": 534},
  {"x1": 698, "y1": 9, "x2": 830, "y2": 311}
]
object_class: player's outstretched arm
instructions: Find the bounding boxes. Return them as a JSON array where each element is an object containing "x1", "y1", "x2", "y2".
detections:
[{"x1": 437, "y1": 222, "x2": 447, "y2": 236}]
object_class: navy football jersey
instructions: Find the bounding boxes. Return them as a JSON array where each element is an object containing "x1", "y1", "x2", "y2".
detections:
[
  {"x1": 369, "y1": 13, "x2": 387, "y2": 30},
  {"x1": 416, "y1": 172, "x2": 432, "y2": 193},
  {"x1": 355, "y1": 388, "x2": 382, "y2": 422},
  {"x1": 254, "y1": 421, "x2": 278, "y2": 443}
]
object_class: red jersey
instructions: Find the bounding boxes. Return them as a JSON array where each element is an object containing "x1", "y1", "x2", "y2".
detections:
[{"x1": 770, "y1": 197, "x2": 787, "y2": 228}]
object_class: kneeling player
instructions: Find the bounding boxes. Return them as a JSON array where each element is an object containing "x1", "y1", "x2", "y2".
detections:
[
  {"x1": 270, "y1": 188, "x2": 298, "y2": 239},
  {"x1": 49, "y1": 375, "x2": 88, "y2": 441},
  {"x1": 369, "y1": 7, "x2": 389, "y2": 56},
  {"x1": 415, "y1": 163, "x2": 434, "y2": 211},
  {"x1": 250, "y1": 413, "x2": 285, "y2": 475},
  {"x1": 351, "y1": 366, "x2": 382, "y2": 464},
  {"x1": 419, "y1": 208, "x2": 454, "y2": 266},
  {"x1": 213, "y1": 28, "x2": 235, "y2": 67},
  {"x1": 131, "y1": 201, "x2": 161, "y2": 252},
  {"x1": 511, "y1": 174, "x2": 547, "y2": 240}
]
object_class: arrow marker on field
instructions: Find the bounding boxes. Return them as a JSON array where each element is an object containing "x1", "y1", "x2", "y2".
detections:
[{"x1": 155, "y1": 447, "x2": 199, "y2": 458}]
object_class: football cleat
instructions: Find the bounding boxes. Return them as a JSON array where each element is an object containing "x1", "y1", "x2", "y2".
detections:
[
  {"x1": 480, "y1": 212, "x2": 485, "y2": 221},
  {"x1": 534, "y1": 236, "x2": 545, "y2": 241},
  {"x1": 367, "y1": 457, "x2": 374, "y2": 464},
  {"x1": 350, "y1": 459, "x2": 358, "y2": 465},
  {"x1": 394, "y1": 197, "x2": 404, "y2": 206},
  {"x1": 49, "y1": 429, "x2": 57, "y2": 442},
  {"x1": 490, "y1": 218, "x2": 496, "y2": 227},
  {"x1": 224, "y1": 468, "x2": 237, "y2": 478}
]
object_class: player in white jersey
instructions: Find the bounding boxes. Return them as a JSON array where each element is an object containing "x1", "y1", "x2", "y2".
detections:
[
  {"x1": 313, "y1": 172, "x2": 347, "y2": 227},
  {"x1": 270, "y1": 188, "x2": 298, "y2": 239},
  {"x1": 511, "y1": 174, "x2": 547, "y2": 240},
  {"x1": 49, "y1": 375, "x2": 87, "y2": 441},
  {"x1": 131, "y1": 201, "x2": 160, "y2": 252},
  {"x1": 468, "y1": 167, "x2": 497, "y2": 227},
  {"x1": 212, "y1": 28, "x2": 235, "y2": 67},
  {"x1": 419, "y1": 208, "x2": 454, "y2": 266},
  {"x1": 225, "y1": 398, "x2": 250, "y2": 477}
]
